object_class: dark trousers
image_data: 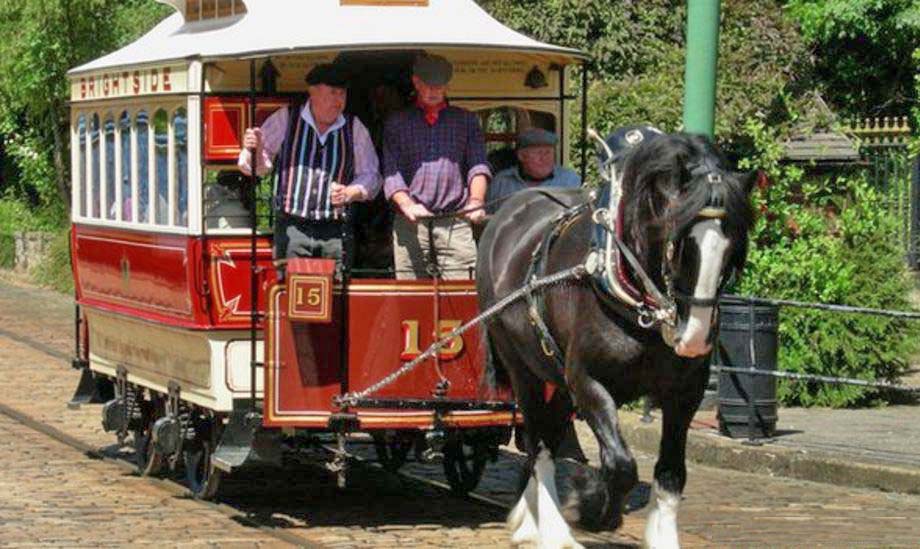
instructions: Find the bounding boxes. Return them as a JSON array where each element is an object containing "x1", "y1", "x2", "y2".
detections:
[{"x1": 274, "y1": 214, "x2": 352, "y2": 278}]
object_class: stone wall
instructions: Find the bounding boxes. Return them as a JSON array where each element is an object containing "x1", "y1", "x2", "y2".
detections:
[{"x1": 13, "y1": 231, "x2": 54, "y2": 273}]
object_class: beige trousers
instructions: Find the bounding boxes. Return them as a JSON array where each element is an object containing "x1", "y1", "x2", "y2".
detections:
[{"x1": 392, "y1": 215, "x2": 477, "y2": 280}]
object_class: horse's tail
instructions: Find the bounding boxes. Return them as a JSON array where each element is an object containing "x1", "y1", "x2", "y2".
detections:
[{"x1": 480, "y1": 328, "x2": 511, "y2": 395}]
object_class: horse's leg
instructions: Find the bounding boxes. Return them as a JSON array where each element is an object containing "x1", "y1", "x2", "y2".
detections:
[
  {"x1": 546, "y1": 388, "x2": 588, "y2": 464},
  {"x1": 644, "y1": 367, "x2": 708, "y2": 549},
  {"x1": 502, "y1": 358, "x2": 546, "y2": 546},
  {"x1": 567, "y1": 367, "x2": 638, "y2": 532},
  {"x1": 497, "y1": 343, "x2": 581, "y2": 548}
]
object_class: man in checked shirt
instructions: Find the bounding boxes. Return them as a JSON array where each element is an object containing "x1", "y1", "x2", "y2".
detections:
[
  {"x1": 383, "y1": 53, "x2": 491, "y2": 279},
  {"x1": 239, "y1": 63, "x2": 381, "y2": 277}
]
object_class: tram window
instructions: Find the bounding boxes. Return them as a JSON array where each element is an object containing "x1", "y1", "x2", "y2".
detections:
[
  {"x1": 90, "y1": 114, "x2": 101, "y2": 218},
  {"x1": 204, "y1": 170, "x2": 250, "y2": 230},
  {"x1": 154, "y1": 109, "x2": 169, "y2": 225},
  {"x1": 77, "y1": 116, "x2": 87, "y2": 218},
  {"x1": 186, "y1": 0, "x2": 245, "y2": 21},
  {"x1": 104, "y1": 115, "x2": 116, "y2": 220},
  {"x1": 136, "y1": 111, "x2": 150, "y2": 224},
  {"x1": 218, "y1": 0, "x2": 233, "y2": 18},
  {"x1": 200, "y1": 0, "x2": 216, "y2": 18},
  {"x1": 119, "y1": 112, "x2": 133, "y2": 222},
  {"x1": 173, "y1": 108, "x2": 188, "y2": 227}
]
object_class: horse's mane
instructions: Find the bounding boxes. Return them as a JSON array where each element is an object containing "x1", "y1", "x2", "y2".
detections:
[{"x1": 619, "y1": 133, "x2": 755, "y2": 274}]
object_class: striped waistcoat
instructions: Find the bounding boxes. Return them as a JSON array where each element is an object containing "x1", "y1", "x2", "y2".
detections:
[{"x1": 274, "y1": 105, "x2": 354, "y2": 220}]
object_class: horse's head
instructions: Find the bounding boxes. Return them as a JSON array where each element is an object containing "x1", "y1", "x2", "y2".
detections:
[{"x1": 620, "y1": 133, "x2": 756, "y2": 358}]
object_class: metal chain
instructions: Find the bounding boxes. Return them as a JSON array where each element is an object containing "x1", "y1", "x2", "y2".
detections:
[
  {"x1": 736, "y1": 295, "x2": 920, "y2": 320},
  {"x1": 333, "y1": 264, "x2": 588, "y2": 408},
  {"x1": 713, "y1": 365, "x2": 920, "y2": 394}
]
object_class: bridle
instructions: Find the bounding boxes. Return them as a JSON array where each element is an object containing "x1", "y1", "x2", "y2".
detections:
[{"x1": 586, "y1": 130, "x2": 732, "y2": 347}]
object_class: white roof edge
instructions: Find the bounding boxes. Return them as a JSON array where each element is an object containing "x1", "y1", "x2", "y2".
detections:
[
  {"x1": 69, "y1": 44, "x2": 587, "y2": 77},
  {"x1": 68, "y1": 0, "x2": 589, "y2": 76}
]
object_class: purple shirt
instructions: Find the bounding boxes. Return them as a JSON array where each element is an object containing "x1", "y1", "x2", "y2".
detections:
[{"x1": 383, "y1": 105, "x2": 491, "y2": 214}]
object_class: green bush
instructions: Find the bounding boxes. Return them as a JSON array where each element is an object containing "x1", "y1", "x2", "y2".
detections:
[
  {"x1": 0, "y1": 197, "x2": 70, "y2": 283},
  {"x1": 736, "y1": 121, "x2": 920, "y2": 407},
  {"x1": 0, "y1": 232, "x2": 12, "y2": 269}
]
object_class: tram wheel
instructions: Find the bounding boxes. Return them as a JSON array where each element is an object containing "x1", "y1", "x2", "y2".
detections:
[
  {"x1": 372, "y1": 431, "x2": 415, "y2": 472},
  {"x1": 442, "y1": 437, "x2": 489, "y2": 495},
  {"x1": 132, "y1": 397, "x2": 165, "y2": 477},
  {"x1": 183, "y1": 415, "x2": 223, "y2": 500}
]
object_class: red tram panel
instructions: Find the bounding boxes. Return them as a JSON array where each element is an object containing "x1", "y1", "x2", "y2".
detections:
[
  {"x1": 265, "y1": 280, "x2": 515, "y2": 430},
  {"x1": 72, "y1": 226, "x2": 277, "y2": 330},
  {"x1": 204, "y1": 96, "x2": 291, "y2": 163}
]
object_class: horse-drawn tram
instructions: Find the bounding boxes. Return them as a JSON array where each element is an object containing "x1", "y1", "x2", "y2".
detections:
[{"x1": 67, "y1": 0, "x2": 587, "y2": 498}]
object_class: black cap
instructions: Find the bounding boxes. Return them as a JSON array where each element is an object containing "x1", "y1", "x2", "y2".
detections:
[
  {"x1": 516, "y1": 128, "x2": 558, "y2": 150},
  {"x1": 305, "y1": 63, "x2": 350, "y2": 88},
  {"x1": 413, "y1": 53, "x2": 453, "y2": 86}
]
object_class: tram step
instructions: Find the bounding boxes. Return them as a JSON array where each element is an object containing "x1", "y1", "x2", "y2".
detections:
[{"x1": 212, "y1": 410, "x2": 282, "y2": 472}]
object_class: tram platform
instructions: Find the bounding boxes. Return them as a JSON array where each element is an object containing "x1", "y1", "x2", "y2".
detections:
[{"x1": 616, "y1": 402, "x2": 920, "y2": 495}]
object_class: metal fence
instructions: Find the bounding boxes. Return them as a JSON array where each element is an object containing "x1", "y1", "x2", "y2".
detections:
[{"x1": 850, "y1": 117, "x2": 920, "y2": 268}]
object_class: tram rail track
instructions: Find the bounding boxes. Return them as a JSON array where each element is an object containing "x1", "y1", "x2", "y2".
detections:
[
  {"x1": 0, "y1": 395, "x2": 325, "y2": 548},
  {"x1": 0, "y1": 323, "x2": 641, "y2": 548}
]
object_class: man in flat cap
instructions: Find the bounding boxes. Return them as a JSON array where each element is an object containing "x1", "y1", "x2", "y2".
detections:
[
  {"x1": 239, "y1": 63, "x2": 381, "y2": 275},
  {"x1": 383, "y1": 53, "x2": 491, "y2": 279},
  {"x1": 485, "y1": 128, "x2": 580, "y2": 214}
]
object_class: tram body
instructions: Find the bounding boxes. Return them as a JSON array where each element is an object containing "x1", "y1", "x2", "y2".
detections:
[{"x1": 68, "y1": 0, "x2": 586, "y2": 495}]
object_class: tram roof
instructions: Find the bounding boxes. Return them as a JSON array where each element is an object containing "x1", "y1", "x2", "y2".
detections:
[{"x1": 69, "y1": 0, "x2": 588, "y2": 76}]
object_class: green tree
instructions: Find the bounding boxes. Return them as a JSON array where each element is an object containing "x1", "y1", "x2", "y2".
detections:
[
  {"x1": 479, "y1": 0, "x2": 811, "y2": 156},
  {"x1": 785, "y1": 0, "x2": 920, "y2": 121},
  {"x1": 0, "y1": 0, "x2": 170, "y2": 217}
]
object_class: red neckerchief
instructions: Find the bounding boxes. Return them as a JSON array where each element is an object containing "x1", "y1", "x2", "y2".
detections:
[{"x1": 416, "y1": 98, "x2": 447, "y2": 126}]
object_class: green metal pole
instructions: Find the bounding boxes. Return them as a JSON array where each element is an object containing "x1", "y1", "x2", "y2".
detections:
[{"x1": 682, "y1": 0, "x2": 721, "y2": 138}]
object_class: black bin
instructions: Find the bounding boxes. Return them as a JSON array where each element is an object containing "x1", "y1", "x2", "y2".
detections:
[{"x1": 715, "y1": 297, "x2": 779, "y2": 439}]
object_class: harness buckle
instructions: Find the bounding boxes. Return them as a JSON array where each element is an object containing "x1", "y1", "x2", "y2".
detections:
[
  {"x1": 637, "y1": 308, "x2": 656, "y2": 329},
  {"x1": 592, "y1": 208, "x2": 611, "y2": 227}
]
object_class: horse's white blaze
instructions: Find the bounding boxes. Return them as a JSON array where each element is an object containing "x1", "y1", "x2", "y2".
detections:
[
  {"x1": 508, "y1": 473, "x2": 539, "y2": 545},
  {"x1": 533, "y1": 448, "x2": 583, "y2": 549},
  {"x1": 643, "y1": 481, "x2": 681, "y2": 549},
  {"x1": 675, "y1": 219, "x2": 729, "y2": 358}
]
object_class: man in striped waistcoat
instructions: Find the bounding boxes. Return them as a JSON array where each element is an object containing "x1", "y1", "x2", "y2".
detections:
[{"x1": 238, "y1": 63, "x2": 381, "y2": 275}]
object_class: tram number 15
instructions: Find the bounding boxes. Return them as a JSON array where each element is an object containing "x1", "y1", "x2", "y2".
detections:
[{"x1": 401, "y1": 320, "x2": 464, "y2": 361}]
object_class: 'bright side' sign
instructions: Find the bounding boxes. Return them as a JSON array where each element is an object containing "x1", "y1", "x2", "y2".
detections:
[{"x1": 71, "y1": 64, "x2": 188, "y2": 103}]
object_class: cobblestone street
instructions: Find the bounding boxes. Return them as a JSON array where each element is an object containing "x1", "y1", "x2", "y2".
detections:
[{"x1": 1, "y1": 281, "x2": 920, "y2": 547}]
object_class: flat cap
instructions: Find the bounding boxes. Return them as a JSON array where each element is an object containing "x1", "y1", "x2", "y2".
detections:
[
  {"x1": 517, "y1": 128, "x2": 558, "y2": 149},
  {"x1": 306, "y1": 63, "x2": 350, "y2": 87},
  {"x1": 413, "y1": 54, "x2": 453, "y2": 86}
]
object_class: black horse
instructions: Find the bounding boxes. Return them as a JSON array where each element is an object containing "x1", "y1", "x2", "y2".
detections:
[{"x1": 476, "y1": 131, "x2": 755, "y2": 548}]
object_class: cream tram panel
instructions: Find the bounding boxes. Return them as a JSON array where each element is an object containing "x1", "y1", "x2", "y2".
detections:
[
  {"x1": 86, "y1": 310, "x2": 261, "y2": 412},
  {"x1": 205, "y1": 50, "x2": 561, "y2": 98},
  {"x1": 87, "y1": 310, "x2": 214, "y2": 405}
]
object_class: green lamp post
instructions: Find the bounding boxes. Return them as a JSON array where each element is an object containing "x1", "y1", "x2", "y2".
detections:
[{"x1": 682, "y1": 0, "x2": 721, "y2": 139}]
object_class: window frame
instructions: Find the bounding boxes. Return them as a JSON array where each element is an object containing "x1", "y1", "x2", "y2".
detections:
[{"x1": 71, "y1": 97, "x2": 198, "y2": 235}]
